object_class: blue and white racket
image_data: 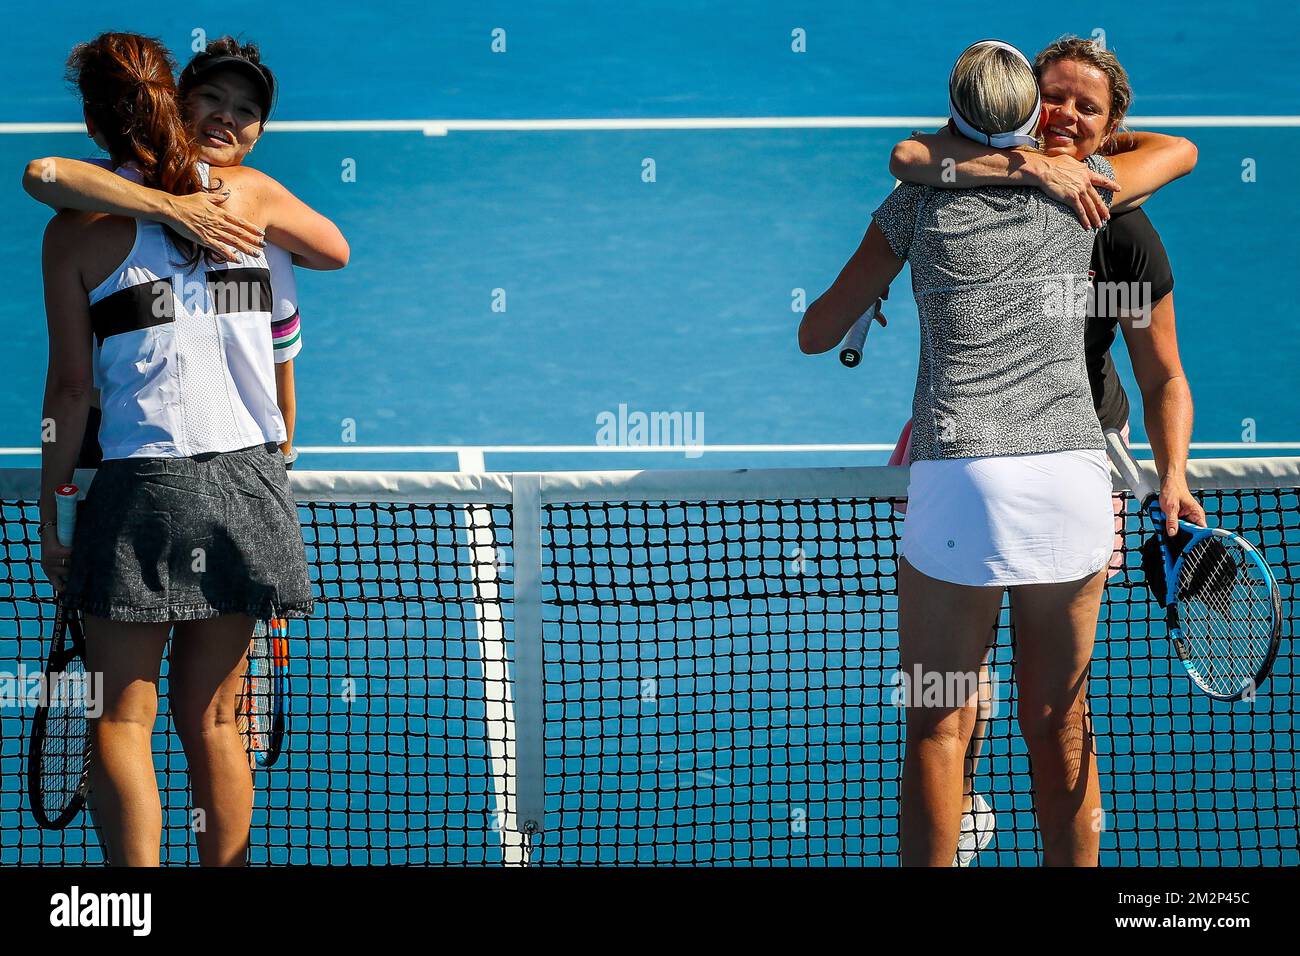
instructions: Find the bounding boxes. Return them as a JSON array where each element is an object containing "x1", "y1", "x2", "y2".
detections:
[{"x1": 1105, "y1": 430, "x2": 1282, "y2": 701}]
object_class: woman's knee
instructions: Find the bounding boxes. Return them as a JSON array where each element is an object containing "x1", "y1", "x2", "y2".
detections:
[
  {"x1": 168, "y1": 615, "x2": 253, "y2": 744},
  {"x1": 93, "y1": 704, "x2": 158, "y2": 741},
  {"x1": 1016, "y1": 695, "x2": 1091, "y2": 752},
  {"x1": 170, "y1": 692, "x2": 238, "y2": 746},
  {"x1": 905, "y1": 703, "x2": 977, "y2": 751},
  {"x1": 93, "y1": 680, "x2": 161, "y2": 731}
]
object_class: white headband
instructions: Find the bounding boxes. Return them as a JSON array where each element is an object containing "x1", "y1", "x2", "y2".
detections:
[{"x1": 948, "y1": 39, "x2": 1042, "y2": 149}]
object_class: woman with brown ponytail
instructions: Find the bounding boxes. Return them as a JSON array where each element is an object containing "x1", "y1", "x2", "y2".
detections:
[
  {"x1": 24, "y1": 35, "x2": 345, "y2": 471},
  {"x1": 35, "y1": 32, "x2": 343, "y2": 866}
]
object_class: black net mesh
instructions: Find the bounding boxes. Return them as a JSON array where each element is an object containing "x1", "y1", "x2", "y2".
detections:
[{"x1": 1, "y1": 476, "x2": 1295, "y2": 865}]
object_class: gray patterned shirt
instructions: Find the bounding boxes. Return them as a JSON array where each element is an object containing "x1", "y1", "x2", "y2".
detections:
[{"x1": 872, "y1": 154, "x2": 1115, "y2": 461}]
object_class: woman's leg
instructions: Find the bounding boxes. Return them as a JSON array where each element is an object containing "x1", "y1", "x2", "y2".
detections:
[
  {"x1": 168, "y1": 614, "x2": 256, "y2": 867},
  {"x1": 962, "y1": 652, "x2": 994, "y2": 812},
  {"x1": 1009, "y1": 569, "x2": 1107, "y2": 866},
  {"x1": 82, "y1": 615, "x2": 172, "y2": 867},
  {"x1": 898, "y1": 557, "x2": 1005, "y2": 866}
]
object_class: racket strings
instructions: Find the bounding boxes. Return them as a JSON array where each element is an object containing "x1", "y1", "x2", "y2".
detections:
[
  {"x1": 238, "y1": 617, "x2": 288, "y2": 764},
  {"x1": 241, "y1": 628, "x2": 273, "y2": 754},
  {"x1": 1177, "y1": 537, "x2": 1276, "y2": 696},
  {"x1": 36, "y1": 658, "x2": 91, "y2": 811}
]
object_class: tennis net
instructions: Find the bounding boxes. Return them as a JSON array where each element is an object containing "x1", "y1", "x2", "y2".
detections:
[{"x1": 0, "y1": 460, "x2": 1296, "y2": 865}]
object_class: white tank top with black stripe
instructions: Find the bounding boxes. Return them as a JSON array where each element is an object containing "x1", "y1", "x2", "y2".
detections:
[{"x1": 87, "y1": 163, "x2": 286, "y2": 459}]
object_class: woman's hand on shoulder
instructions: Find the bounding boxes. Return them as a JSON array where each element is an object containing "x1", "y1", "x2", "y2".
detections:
[
  {"x1": 1031, "y1": 149, "x2": 1121, "y2": 229},
  {"x1": 216, "y1": 166, "x2": 349, "y2": 270},
  {"x1": 163, "y1": 189, "x2": 266, "y2": 262}
]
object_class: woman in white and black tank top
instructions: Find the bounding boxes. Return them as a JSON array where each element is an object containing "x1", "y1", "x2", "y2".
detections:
[
  {"x1": 799, "y1": 40, "x2": 1195, "y2": 867},
  {"x1": 36, "y1": 33, "x2": 347, "y2": 866},
  {"x1": 22, "y1": 36, "x2": 346, "y2": 472}
]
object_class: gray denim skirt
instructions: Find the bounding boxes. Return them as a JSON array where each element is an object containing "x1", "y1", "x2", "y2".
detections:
[{"x1": 63, "y1": 442, "x2": 314, "y2": 623}]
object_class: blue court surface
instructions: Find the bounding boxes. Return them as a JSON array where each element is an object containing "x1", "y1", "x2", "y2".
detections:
[{"x1": 0, "y1": 1, "x2": 1297, "y2": 470}]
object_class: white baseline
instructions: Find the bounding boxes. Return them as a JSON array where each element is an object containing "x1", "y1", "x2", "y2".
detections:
[{"x1": 3, "y1": 115, "x2": 1299, "y2": 136}]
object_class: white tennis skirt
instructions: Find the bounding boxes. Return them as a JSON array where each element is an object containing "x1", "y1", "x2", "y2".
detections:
[{"x1": 901, "y1": 449, "x2": 1114, "y2": 587}]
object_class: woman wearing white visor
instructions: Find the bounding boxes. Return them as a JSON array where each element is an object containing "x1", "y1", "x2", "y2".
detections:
[
  {"x1": 887, "y1": 36, "x2": 1200, "y2": 866},
  {"x1": 799, "y1": 39, "x2": 1192, "y2": 866}
]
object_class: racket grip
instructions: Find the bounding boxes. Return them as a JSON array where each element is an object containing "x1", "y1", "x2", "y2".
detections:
[
  {"x1": 838, "y1": 303, "x2": 879, "y2": 368},
  {"x1": 1104, "y1": 428, "x2": 1156, "y2": 500},
  {"x1": 55, "y1": 485, "x2": 78, "y2": 548}
]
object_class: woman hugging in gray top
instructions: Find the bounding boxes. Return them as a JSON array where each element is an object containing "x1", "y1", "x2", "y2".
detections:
[
  {"x1": 873, "y1": 141, "x2": 1113, "y2": 461},
  {"x1": 799, "y1": 38, "x2": 1195, "y2": 867}
]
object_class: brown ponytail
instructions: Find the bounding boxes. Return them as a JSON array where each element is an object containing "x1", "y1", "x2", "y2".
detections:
[{"x1": 66, "y1": 32, "x2": 212, "y2": 266}]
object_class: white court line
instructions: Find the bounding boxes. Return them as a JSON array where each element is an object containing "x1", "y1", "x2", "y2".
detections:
[
  {"x1": 455, "y1": 447, "x2": 527, "y2": 864},
  {"x1": 3, "y1": 442, "x2": 1299, "y2": 456},
  {"x1": 300, "y1": 442, "x2": 1300, "y2": 453},
  {"x1": 3, "y1": 115, "x2": 1299, "y2": 135}
]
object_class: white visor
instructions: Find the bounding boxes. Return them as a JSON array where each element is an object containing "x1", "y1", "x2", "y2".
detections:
[{"x1": 948, "y1": 39, "x2": 1042, "y2": 149}]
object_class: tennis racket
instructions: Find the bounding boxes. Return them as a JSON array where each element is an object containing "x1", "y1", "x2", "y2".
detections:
[
  {"x1": 1105, "y1": 430, "x2": 1283, "y2": 701},
  {"x1": 28, "y1": 484, "x2": 93, "y2": 830},
  {"x1": 237, "y1": 616, "x2": 289, "y2": 768},
  {"x1": 838, "y1": 301, "x2": 881, "y2": 368}
]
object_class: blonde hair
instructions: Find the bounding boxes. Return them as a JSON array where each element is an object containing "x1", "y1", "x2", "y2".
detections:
[
  {"x1": 1034, "y1": 35, "x2": 1133, "y2": 151},
  {"x1": 949, "y1": 43, "x2": 1040, "y2": 136}
]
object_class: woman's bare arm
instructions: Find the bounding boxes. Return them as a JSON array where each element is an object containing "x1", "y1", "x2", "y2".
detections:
[
  {"x1": 798, "y1": 222, "x2": 903, "y2": 354},
  {"x1": 889, "y1": 129, "x2": 1048, "y2": 186},
  {"x1": 892, "y1": 129, "x2": 1195, "y2": 219},
  {"x1": 22, "y1": 157, "x2": 264, "y2": 259},
  {"x1": 1120, "y1": 292, "x2": 1202, "y2": 533},
  {"x1": 1105, "y1": 132, "x2": 1198, "y2": 213},
  {"x1": 38, "y1": 214, "x2": 95, "y2": 589},
  {"x1": 275, "y1": 359, "x2": 297, "y2": 457},
  {"x1": 890, "y1": 130, "x2": 1120, "y2": 227},
  {"x1": 226, "y1": 166, "x2": 350, "y2": 271}
]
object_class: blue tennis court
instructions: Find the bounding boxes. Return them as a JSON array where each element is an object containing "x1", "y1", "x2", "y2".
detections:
[{"x1": 1, "y1": 2, "x2": 1297, "y2": 468}]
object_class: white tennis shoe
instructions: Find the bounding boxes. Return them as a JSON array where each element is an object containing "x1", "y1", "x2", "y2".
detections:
[{"x1": 953, "y1": 794, "x2": 995, "y2": 867}]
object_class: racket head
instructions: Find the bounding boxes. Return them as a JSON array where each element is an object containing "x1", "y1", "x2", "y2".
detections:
[
  {"x1": 1168, "y1": 526, "x2": 1283, "y2": 701},
  {"x1": 240, "y1": 618, "x2": 287, "y2": 769},
  {"x1": 240, "y1": 620, "x2": 273, "y2": 764},
  {"x1": 27, "y1": 607, "x2": 92, "y2": 830},
  {"x1": 258, "y1": 618, "x2": 289, "y2": 767}
]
